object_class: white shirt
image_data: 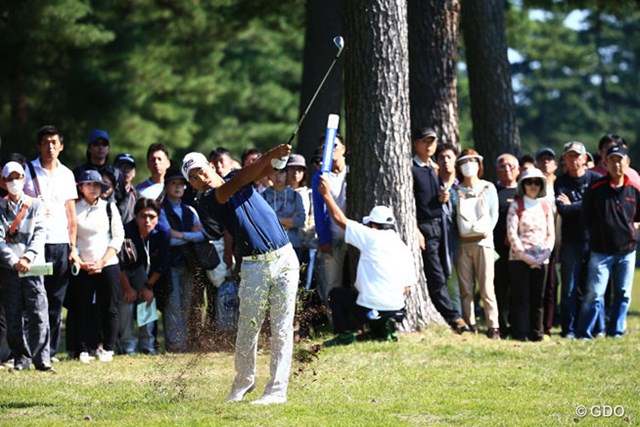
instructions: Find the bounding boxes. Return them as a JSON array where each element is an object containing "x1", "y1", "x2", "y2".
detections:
[
  {"x1": 75, "y1": 199, "x2": 125, "y2": 267},
  {"x1": 24, "y1": 158, "x2": 78, "y2": 244},
  {"x1": 345, "y1": 219, "x2": 416, "y2": 310},
  {"x1": 325, "y1": 166, "x2": 347, "y2": 240}
]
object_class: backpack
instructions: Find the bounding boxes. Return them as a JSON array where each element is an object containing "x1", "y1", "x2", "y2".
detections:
[
  {"x1": 504, "y1": 196, "x2": 550, "y2": 247},
  {"x1": 456, "y1": 185, "x2": 492, "y2": 239},
  {"x1": 216, "y1": 279, "x2": 239, "y2": 332}
]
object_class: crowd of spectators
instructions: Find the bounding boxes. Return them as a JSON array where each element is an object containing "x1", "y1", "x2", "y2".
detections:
[{"x1": 0, "y1": 124, "x2": 637, "y2": 375}]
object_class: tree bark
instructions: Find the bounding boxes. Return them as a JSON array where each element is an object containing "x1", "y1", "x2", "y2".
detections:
[
  {"x1": 461, "y1": 0, "x2": 520, "y2": 181},
  {"x1": 344, "y1": 0, "x2": 444, "y2": 331},
  {"x1": 296, "y1": 0, "x2": 345, "y2": 161},
  {"x1": 408, "y1": 0, "x2": 461, "y2": 151}
]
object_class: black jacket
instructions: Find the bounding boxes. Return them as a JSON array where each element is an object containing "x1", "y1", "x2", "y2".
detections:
[{"x1": 582, "y1": 174, "x2": 640, "y2": 255}]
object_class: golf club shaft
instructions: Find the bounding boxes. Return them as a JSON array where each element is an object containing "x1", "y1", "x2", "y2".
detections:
[{"x1": 286, "y1": 51, "x2": 343, "y2": 146}]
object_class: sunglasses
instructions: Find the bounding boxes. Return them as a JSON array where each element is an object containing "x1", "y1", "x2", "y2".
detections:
[
  {"x1": 91, "y1": 140, "x2": 109, "y2": 147},
  {"x1": 523, "y1": 179, "x2": 542, "y2": 187}
]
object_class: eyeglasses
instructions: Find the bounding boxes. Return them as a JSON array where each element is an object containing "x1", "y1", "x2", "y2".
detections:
[
  {"x1": 91, "y1": 140, "x2": 109, "y2": 147},
  {"x1": 523, "y1": 180, "x2": 542, "y2": 187},
  {"x1": 137, "y1": 213, "x2": 158, "y2": 220}
]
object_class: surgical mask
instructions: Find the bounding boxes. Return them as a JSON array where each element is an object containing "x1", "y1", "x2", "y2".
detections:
[
  {"x1": 6, "y1": 179, "x2": 24, "y2": 196},
  {"x1": 460, "y1": 162, "x2": 479, "y2": 178}
]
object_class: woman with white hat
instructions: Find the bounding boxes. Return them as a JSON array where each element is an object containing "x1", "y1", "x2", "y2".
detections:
[{"x1": 506, "y1": 167, "x2": 555, "y2": 341}]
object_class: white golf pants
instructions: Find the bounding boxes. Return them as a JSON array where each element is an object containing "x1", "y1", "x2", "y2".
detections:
[{"x1": 230, "y1": 243, "x2": 299, "y2": 400}]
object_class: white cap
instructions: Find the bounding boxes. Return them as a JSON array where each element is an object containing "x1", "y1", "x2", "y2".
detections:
[
  {"x1": 182, "y1": 152, "x2": 210, "y2": 180},
  {"x1": 2, "y1": 161, "x2": 25, "y2": 178},
  {"x1": 362, "y1": 205, "x2": 395, "y2": 226}
]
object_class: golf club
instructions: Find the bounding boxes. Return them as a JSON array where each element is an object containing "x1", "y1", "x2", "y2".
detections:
[
  {"x1": 272, "y1": 36, "x2": 344, "y2": 169},
  {"x1": 287, "y1": 35, "x2": 344, "y2": 146}
]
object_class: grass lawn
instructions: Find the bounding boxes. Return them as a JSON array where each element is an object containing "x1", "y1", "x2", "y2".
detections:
[{"x1": 1, "y1": 279, "x2": 638, "y2": 426}]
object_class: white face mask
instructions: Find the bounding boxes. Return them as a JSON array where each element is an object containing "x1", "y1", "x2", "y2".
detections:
[
  {"x1": 460, "y1": 162, "x2": 479, "y2": 178},
  {"x1": 6, "y1": 179, "x2": 24, "y2": 196}
]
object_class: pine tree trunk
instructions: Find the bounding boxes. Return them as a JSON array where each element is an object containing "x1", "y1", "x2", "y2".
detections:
[
  {"x1": 296, "y1": 0, "x2": 345, "y2": 161},
  {"x1": 344, "y1": 0, "x2": 444, "y2": 331},
  {"x1": 461, "y1": 0, "x2": 520, "y2": 181},
  {"x1": 408, "y1": 0, "x2": 461, "y2": 150}
]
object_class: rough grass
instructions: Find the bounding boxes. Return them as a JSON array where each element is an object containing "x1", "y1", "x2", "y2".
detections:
[{"x1": 1, "y1": 283, "x2": 638, "y2": 426}]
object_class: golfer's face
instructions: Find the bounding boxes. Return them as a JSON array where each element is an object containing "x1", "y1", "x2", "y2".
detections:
[{"x1": 188, "y1": 165, "x2": 217, "y2": 191}]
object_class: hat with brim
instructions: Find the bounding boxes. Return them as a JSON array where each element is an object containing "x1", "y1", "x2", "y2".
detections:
[
  {"x1": 455, "y1": 154, "x2": 484, "y2": 164},
  {"x1": 563, "y1": 141, "x2": 586, "y2": 155},
  {"x1": 165, "y1": 167, "x2": 188, "y2": 185},
  {"x1": 362, "y1": 205, "x2": 395, "y2": 226},
  {"x1": 517, "y1": 167, "x2": 547, "y2": 198},
  {"x1": 535, "y1": 147, "x2": 556, "y2": 160},
  {"x1": 114, "y1": 153, "x2": 136, "y2": 167},
  {"x1": 88, "y1": 129, "x2": 110, "y2": 146},
  {"x1": 606, "y1": 145, "x2": 628, "y2": 159},
  {"x1": 2, "y1": 161, "x2": 25, "y2": 179},
  {"x1": 182, "y1": 152, "x2": 210, "y2": 180},
  {"x1": 77, "y1": 170, "x2": 110, "y2": 193},
  {"x1": 412, "y1": 127, "x2": 437, "y2": 141},
  {"x1": 286, "y1": 154, "x2": 307, "y2": 169}
]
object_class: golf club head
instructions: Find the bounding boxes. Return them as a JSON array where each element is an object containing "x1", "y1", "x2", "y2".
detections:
[{"x1": 333, "y1": 36, "x2": 344, "y2": 56}]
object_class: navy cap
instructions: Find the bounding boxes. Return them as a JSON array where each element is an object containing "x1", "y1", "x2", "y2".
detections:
[
  {"x1": 164, "y1": 167, "x2": 187, "y2": 184},
  {"x1": 606, "y1": 145, "x2": 628, "y2": 158},
  {"x1": 77, "y1": 170, "x2": 110, "y2": 193},
  {"x1": 114, "y1": 153, "x2": 136, "y2": 167},
  {"x1": 88, "y1": 129, "x2": 110, "y2": 146},
  {"x1": 534, "y1": 147, "x2": 556, "y2": 159}
]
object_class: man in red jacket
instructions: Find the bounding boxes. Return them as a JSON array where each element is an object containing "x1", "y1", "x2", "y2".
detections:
[{"x1": 578, "y1": 145, "x2": 640, "y2": 339}]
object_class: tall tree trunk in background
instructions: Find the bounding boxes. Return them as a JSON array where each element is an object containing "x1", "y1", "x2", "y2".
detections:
[
  {"x1": 408, "y1": 0, "x2": 461, "y2": 150},
  {"x1": 297, "y1": 0, "x2": 344, "y2": 161},
  {"x1": 344, "y1": 0, "x2": 444, "y2": 331},
  {"x1": 461, "y1": 0, "x2": 520, "y2": 181}
]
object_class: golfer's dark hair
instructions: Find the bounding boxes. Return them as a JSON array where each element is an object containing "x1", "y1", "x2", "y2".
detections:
[
  {"x1": 241, "y1": 147, "x2": 262, "y2": 166},
  {"x1": 37, "y1": 125, "x2": 63, "y2": 144},
  {"x1": 146, "y1": 143, "x2": 169, "y2": 161},
  {"x1": 134, "y1": 198, "x2": 161, "y2": 216},
  {"x1": 598, "y1": 134, "x2": 626, "y2": 151}
]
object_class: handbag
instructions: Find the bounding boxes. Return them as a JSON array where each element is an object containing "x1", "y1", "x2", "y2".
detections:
[
  {"x1": 118, "y1": 238, "x2": 138, "y2": 266},
  {"x1": 456, "y1": 185, "x2": 492, "y2": 239},
  {"x1": 106, "y1": 203, "x2": 138, "y2": 266},
  {"x1": 193, "y1": 241, "x2": 221, "y2": 270}
]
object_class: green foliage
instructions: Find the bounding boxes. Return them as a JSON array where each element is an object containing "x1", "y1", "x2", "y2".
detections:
[
  {"x1": 507, "y1": 2, "x2": 640, "y2": 162},
  {"x1": 0, "y1": 1, "x2": 304, "y2": 166}
]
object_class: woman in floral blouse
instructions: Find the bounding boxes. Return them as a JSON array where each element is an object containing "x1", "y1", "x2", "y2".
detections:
[{"x1": 506, "y1": 167, "x2": 555, "y2": 341}]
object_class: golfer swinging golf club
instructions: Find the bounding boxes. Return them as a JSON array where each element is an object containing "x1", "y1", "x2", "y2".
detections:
[{"x1": 182, "y1": 144, "x2": 299, "y2": 405}]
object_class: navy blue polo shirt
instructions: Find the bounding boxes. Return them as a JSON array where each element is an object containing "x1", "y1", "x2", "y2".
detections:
[{"x1": 202, "y1": 171, "x2": 289, "y2": 256}]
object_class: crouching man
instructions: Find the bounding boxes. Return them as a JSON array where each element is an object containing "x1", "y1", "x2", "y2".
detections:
[{"x1": 317, "y1": 176, "x2": 416, "y2": 346}]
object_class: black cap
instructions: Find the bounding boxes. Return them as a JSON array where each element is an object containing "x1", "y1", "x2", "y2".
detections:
[
  {"x1": 412, "y1": 127, "x2": 437, "y2": 141},
  {"x1": 606, "y1": 145, "x2": 628, "y2": 158}
]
